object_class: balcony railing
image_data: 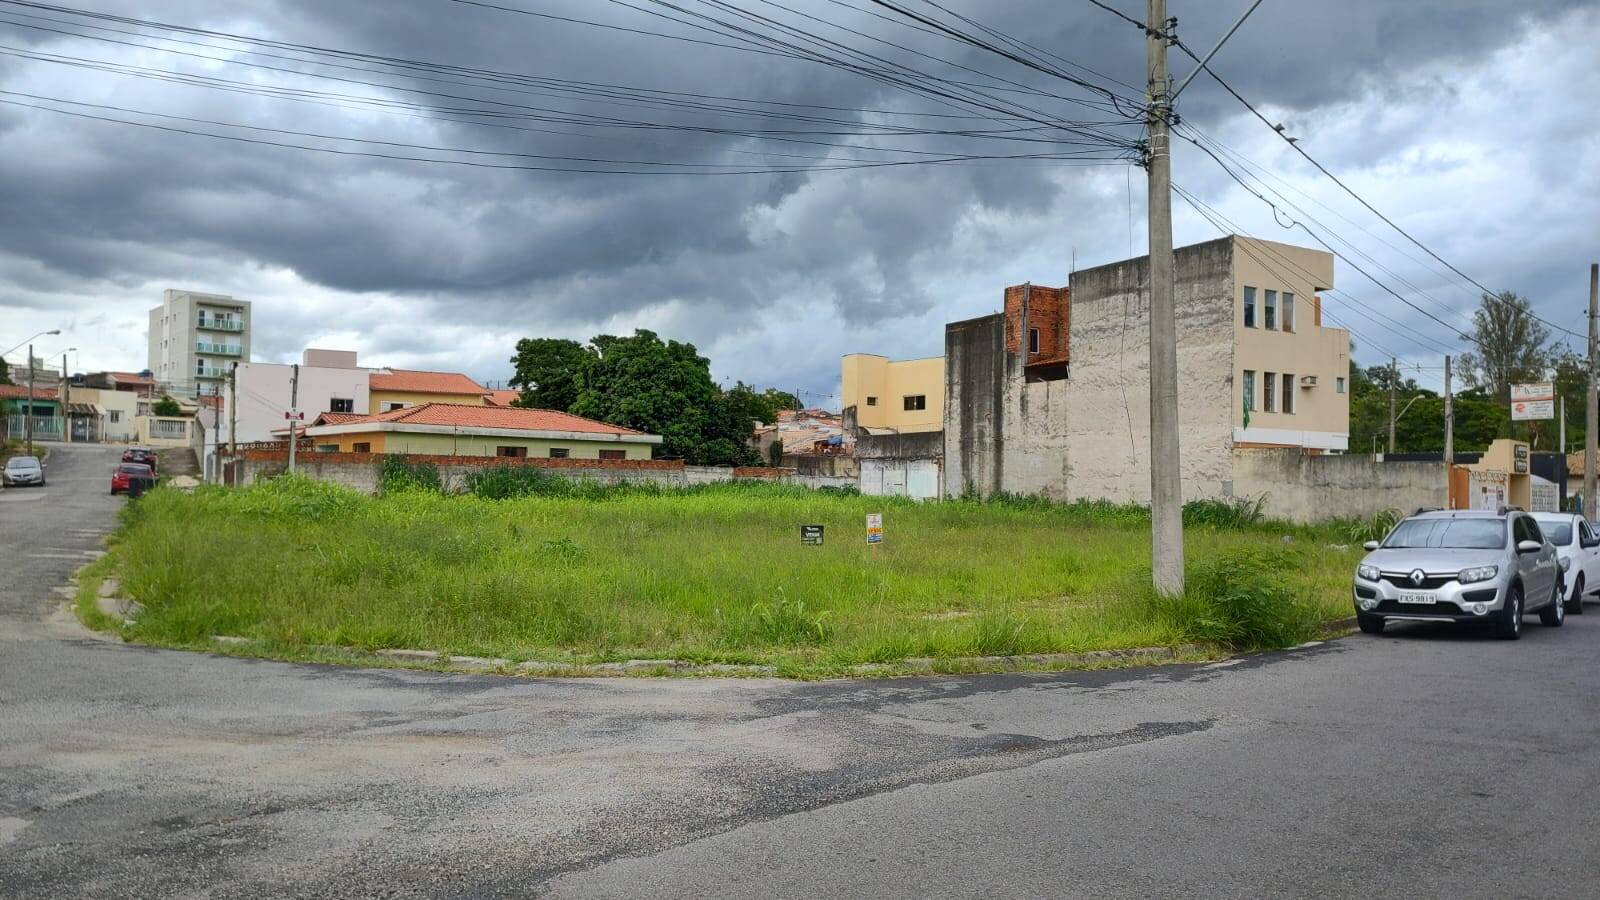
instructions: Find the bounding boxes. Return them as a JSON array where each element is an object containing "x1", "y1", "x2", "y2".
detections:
[
  {"x1": 195, "y1": 365, "x2": 229, "y2": 378},
  {"x1": 195, "y1": 341, "x2": 241, "y2": 355},
  {"x1": 5, "y1": 416, "x2": 63, "y2": 441},
  {"x1": 197, "y1": 318, "x2": 243, "y2": 332}
]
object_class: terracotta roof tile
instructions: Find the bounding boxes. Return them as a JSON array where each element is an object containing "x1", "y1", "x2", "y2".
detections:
[
  {"x1": 369, "y1": 369, "x2": 486, "y2": 395},
  {"x1": 483, "y1": 389, "x2": 522, "y2": 407},
  {"x1": 0, "y1": 384, "x2": 57, "y2": 400},
  {"x1": 317, "y1": 402, "x2": 647, "y2": 437}
]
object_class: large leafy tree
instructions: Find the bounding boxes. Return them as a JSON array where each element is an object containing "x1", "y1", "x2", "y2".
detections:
[
  {"x1": 0, "y1": 357, "x2": 13, "y2": 385},
  {"x1": 526, "y1": 329, "x2": 759, "y2": 465},
  {"x1": 508, "y1": 338, "x2": 593, "y2": 411},
  {"x1": 1458, "y1": 291, "x2": 1552, "y2": 403}
]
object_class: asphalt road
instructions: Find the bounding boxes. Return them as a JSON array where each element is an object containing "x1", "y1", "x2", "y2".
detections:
[{"x1": 3, "y1": 442, "x2": 1598, "y2": 898}]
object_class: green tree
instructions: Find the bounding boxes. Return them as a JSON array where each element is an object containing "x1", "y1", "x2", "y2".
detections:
[
  {"x1": 1550, "y1": 347, "x2": 1587, "y2": 454},
  {"x1": 567, "y1": 330, "x2": 759, "y2": 465},
  {"x1": 1458, "y1": 291, "x2": 1552, "y2": 404},
  {"x1": 0, "y1": 356, "x2": 13, "y2": 386},
  {"x1": 508, "y1": 338, "x2": 593, "y2": 410},
  {"x1": 152, "y1": 395, "x2": 182, "y2": 417}
]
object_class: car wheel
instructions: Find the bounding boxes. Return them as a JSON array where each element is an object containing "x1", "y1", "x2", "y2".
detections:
[
  {"x1": 1540, "y1": 577, "x2": 1565, "y2": 627},
  {"x1": 1567, "y1": 574, "x2": 1586, "y2": 614},
  {"x1": 1357, "y1": 613, "x2": 1385, "y2": 635},
  {"x1": 1496, "y1": 584, "x2": 1523, "y2": 640}
]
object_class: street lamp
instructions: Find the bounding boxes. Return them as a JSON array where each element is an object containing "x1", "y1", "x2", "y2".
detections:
[
  {"x1": 9, "y1": 331, "x2": 66, "y2": 456},
  {"x1": 2, "y1": 328, "x2": 62, "y2": 360}
]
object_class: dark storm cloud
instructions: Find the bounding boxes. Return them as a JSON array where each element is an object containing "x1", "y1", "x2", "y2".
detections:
[{"x1": 0, "y1": 0, "x2": 1592, "y2": 390}]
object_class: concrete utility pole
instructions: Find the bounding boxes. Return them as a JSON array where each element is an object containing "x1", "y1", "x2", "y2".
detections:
[
  {"x1": 228, "y1": 362, "x2": 237, "y2": 458},
  {"x1": 1388, "y1": 357, "x2": 1398, "y2": 454},
  {"x1": 1560, "y1": 395, "x2": 1566, "y2": 456},
  {"x1": 288, "y1": 362, "x2": 299, "y2": 475},
  {"x1": 24, "y1": 344, "x2": 34, "y2": 457},
  {"x1": 1444, "y1": 355, "x2": 1454, "y2": 465},
  {"x1": 1586, "y1": 263, "x2": 1598, "y2": 521},
  {"x1": 1145, "y1": 0, "x2": 1183, "y2": 596},
  {"x1": 61, "y1": 352, "x2": 70, "y2": 444}
]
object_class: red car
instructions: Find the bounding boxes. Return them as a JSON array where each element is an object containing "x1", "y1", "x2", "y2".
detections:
[{"x1": 111, "y1": 462, "x2": 156, "y2": 495}]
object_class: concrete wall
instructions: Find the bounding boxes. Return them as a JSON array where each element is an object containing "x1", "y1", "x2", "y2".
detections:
[
  {"x1": 943, "y1": 314, "x2": 1006, "y2": 497},
  {"x1": 1231, "y1": 449, "x2": 1447, "y2": 523},
  {"x1": 228, "y1": 361, "x2": 372, "y2": 445},
  {"x1": 368, "y1": 390, "x2": 486, "y2": 414},
  {"x1": 855, "y1": 429, "x2": 942, "y2": 461},
  {"x1": 1063, "y1": 236, "x2": 1238, "y2": 504}
]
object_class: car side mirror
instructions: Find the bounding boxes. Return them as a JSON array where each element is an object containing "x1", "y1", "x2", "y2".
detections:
[
  {"x1": 1516, "y1": 540, "x2": 1542, "y2": 554},
  {"x1": 1362, "y1": 541, "x2": 1380, "y2": 551}
]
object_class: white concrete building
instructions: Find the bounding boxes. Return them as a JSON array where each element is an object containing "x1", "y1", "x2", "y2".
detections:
[
  {"x1": 221, "y1": 349, "x2": 372, "y2": 449},
  {"x1": 148, "y1": 289, "x2": 252, "y2": 396}
]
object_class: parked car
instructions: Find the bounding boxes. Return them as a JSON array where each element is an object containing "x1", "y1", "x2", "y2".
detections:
[
  {"x1": 1353, "y1": 508, "x2": 1563, "y2": 639},
  {"x1": 122, "y1": 448, "x2": 158, "y2": 474},
  {"x1": 3, "y1": 456, "x2": 45, "y2": 487},
  {"x1": 1532, "y1": 512, "x2": 1597, "y2": 615},
  {"x1": 110, "y1": 462, "x2": 156, "y2": 495}
]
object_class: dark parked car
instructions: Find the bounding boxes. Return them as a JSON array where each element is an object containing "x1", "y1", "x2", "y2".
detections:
[
  {"x1": 111, "y1": 462, "x2": 156, "y2": 495},
  {"x1": 121, "y1": 448, "x2": 158, "y2": 474}
]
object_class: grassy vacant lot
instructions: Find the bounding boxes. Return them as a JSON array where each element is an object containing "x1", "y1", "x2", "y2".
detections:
[{"x1": 78, "y1": 476, "x2": 1362, "y2": 676}]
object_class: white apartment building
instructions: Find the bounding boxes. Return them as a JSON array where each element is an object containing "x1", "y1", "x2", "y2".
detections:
[{"x1": 148, "y1": 289, "x2": 252, "y2": 396}]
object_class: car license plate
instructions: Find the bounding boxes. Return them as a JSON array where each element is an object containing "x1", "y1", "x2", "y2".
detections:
[{"x1": 1398, "y1": 590, "x2": 1436, "y2": 604}]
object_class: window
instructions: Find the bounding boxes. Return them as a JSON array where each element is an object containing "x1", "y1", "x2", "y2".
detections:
[
  {"x1": 865, "y1": 396, "x2": 877, "y2": 406},
  {"x1": 383, "y1": 402, "x2": 409, "y2": 412},
  {"x1": 316, "y1": 444, "x2": 339, "y2": 453},
  {"x1": 1523, "y1": 517, "x2": 1544, "y2": 544},
  {"x1": 497, "y1": 446, "x2": 528, "y2": 458},
  {"x1": 1336, "y1": 377, "x2": 1346, "y2": 394},
  {"x1": 903, "y1": 394, "x2": 927, "y2": 411},
  {"x1": 549, "y1": 448, "x2": 570, "y2": 459},
  {"x1": 1264, "y1": 371, "x2": 1277, "y2": 412},
  {"x1": 1282, "y1": 292, "x2": 1295, "y2": 332},
  {"x1": 1028, "y1": 328, "x2": 1040, "y2": 354},
  {"x1": 1243, "y1": 286, "x2": 1256, "y2": 328},
  {"x1": 1582, "y1": 519, "x2": 1597, "y2": 545},
  {"x1": 109, "y1": 410, "x2": 122, "y2": 423},
  {"x1": 352, "y1": 442, "x2": 371, "y2": 453},
  {"x1": 329, "y1": 398, "x2": 354, "y2": 413},
  {"x1": 1281, "y1": 373, "x2": 1295, "y2": 414},
  {"x1": 1264, "y1": 290, "x2": 1278, "y2": 330},
  {"x1": 599, "y1": 449, "x2": 626, "y2": 460},
  {"x1": 1242, "y1": 370, "x2": 1255, "y2": 412}
]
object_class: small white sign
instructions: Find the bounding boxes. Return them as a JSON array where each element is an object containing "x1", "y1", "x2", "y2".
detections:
[
  {"x1": 866, "y1": 512, "x2": 883, "y2": 544},
  {"x1": 1510, "y1": 383, "x2": 1554, "y2": 421},
  {"x1": 284, "y1": 410, "x2": 304, "y2": 421}
]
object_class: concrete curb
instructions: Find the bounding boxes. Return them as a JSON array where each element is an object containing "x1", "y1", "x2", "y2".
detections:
[{"x1": 200, "y1": 636, "x2": 1212, "y2": 680}]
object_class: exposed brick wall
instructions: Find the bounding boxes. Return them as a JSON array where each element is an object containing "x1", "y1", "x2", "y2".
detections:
[{"x1": 1003, "y1": 283, "x2": 1070, "y2": 363}]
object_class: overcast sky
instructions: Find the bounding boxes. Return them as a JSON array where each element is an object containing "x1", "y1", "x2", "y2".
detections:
[{"x1": 2, "y1": 0, "x2": 1595, "y2": 404}]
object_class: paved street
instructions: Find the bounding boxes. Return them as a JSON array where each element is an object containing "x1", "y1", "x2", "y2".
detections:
[{"x1": 2, "y1": 442, "x2": 1598, "y2": 898}]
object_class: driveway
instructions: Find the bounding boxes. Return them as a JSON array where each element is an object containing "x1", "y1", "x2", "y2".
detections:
[{"x1": 3, "y1": 442, "x2": 1598, "y2": 898}]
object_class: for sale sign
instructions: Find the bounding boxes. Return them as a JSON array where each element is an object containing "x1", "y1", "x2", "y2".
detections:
[
  {"x1": 800, "y1": 525, "x2": 824, "y2": 545},
  {"x1": 866, "y1": 513, "x2": 883, "y2": 544},
  {"x1": 1510, "y1": 383, "x2": 1554, "y2": 421}
]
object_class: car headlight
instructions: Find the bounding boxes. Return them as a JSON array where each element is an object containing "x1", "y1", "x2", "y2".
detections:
[
  {"x1": 1458, "y1": 565, "x2": 1499, "y2": 584},
  {"x1": 1560, "y1": 556, "x2": 1572, "y2": 572},
  {"x1": 1357, "y1": 564, "x2": 1380, "y2": 581}
]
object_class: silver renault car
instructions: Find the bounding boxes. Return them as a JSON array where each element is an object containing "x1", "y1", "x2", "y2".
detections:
[{"x1": 1352, "y1": 508, "x2": 1563, "y2": 639}]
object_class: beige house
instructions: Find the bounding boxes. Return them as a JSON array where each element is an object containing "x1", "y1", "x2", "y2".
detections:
[
  {"x1": 1232, "y1": 238, "x2": 1349, "y2": 451},
  {"x1": 841, "y1": 354, "x2": 944, "y2": 433},
  {"x1": 301, "y1": 403, "x2": 661, "y2": 459}
]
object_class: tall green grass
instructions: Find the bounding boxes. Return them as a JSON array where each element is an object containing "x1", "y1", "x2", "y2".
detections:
[{"x1": 93, "y1": 476, "x2": 1359, "y2": 674}]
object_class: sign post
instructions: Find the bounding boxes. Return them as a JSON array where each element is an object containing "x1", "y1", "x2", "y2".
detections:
[
  {"x1": 800, "y1": 525, "x2": 824, "y2": 546},
  {"x1": 1510, "y1": 383, "x2": 1555, "y2": 422},
  {"x1": 866, "y1": 512, "x2": 883, "y2": 546}
]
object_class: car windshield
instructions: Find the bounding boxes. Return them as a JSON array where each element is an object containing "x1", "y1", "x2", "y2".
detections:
[
  {"x1": 6, "y1": 458, "x2": 38, "y2": 470},
  {"x1": 1537, "y1": 521, "x2": 1573, "y2": 545},
  {"x1": 1383, "y1": 517, "x2": 1506, "y2": 550},
  {"x1": 118, "y1": 465, "x2": 150, "y2": 475}
]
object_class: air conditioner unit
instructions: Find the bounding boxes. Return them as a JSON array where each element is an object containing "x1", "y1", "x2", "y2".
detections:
[{"x1": 1300, "y1": 375, "x2": 1318, "y2": 387}]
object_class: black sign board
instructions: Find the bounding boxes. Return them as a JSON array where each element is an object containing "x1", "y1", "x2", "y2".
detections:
[{"x1": 801, "y1": 525, "x2": 824, "y2": 545}]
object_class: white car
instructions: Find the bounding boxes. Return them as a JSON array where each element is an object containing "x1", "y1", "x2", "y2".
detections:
[{"x1": 1532, "y1": 512, "x2": 1598, "y2": 614}]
